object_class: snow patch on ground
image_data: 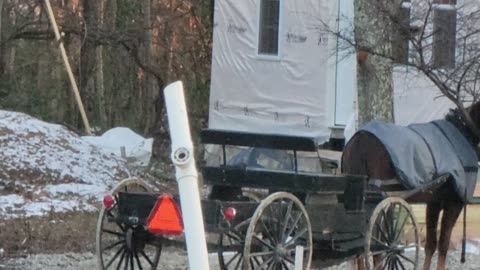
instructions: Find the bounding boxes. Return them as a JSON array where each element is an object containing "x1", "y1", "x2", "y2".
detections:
[
  {"x1": 82, "y1": 127, "x2": 153, "y2": 167},
  {"x1": 0, "y1": 110, "x2": 132, "y2": 218}
]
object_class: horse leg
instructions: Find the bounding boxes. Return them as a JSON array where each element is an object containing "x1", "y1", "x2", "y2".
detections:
[
  {"x1": 423, "y1": 201, "x2": 441, "y2": 270},
  {"x1": 354, "y1": 257, "x2": 365, "y2": 270},
  {"x1": 436, "y1": 202, "x2": 463, "y2": 270}
]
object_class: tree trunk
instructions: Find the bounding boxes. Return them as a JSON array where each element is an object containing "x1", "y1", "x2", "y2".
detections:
[
  {"x1": 104, "y1": 0, "x2": 117, "y2": 125},
  {"x1": 80, "y1": 0, "x2": 97, "y2": 127},
  {"x1": 142, "y1": 0, "x2": 158, "y2": 134},
  {"x1": 5, "y1": 3, "x2": 15, "y2": 75},
  {"x1": 0, "y1": 0, "x2": 4, "y2": 75},
  {"x1": 354, "y1": 0, "x2": 402, "y2": 127},
  {"x1": 96, "y1": 0, "x2": 107, "y2": 126}
]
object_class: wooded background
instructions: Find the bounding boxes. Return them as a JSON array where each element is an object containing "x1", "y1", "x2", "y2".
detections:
[{"x1": 0, "y1": 0, "x2": 213, "y2": 140}]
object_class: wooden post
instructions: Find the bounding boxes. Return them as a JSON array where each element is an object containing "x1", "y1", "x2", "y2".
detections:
[{"x1": 43, "y1": 0, "x2": 92, "y2": 135}]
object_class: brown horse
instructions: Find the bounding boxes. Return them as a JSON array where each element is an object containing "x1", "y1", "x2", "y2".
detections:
[{"x1": 342, "y1": 102, "x2": 480, "y2": 270}]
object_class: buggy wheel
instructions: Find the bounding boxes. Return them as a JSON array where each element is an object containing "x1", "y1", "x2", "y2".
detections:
[
  {"x1": 243, "y1": 192, "x2": 313, "y2": 270},
  {"x1": 218, "y1": 192, "x2": 260, "y2": 270},
  {"x1": 96, "y1": 178, "x2": 161, "y2": 270},
  {"x1": 218, "y1": 218, "x2": 250, "y2": 270},
  {"x1": 364, "y1": 197, "x2": 420, "y2": 270}
]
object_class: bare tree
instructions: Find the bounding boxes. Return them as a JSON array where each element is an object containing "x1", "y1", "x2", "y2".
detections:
[{"x1": 0, "y1": 0, "x2": 212, "y2": 135}]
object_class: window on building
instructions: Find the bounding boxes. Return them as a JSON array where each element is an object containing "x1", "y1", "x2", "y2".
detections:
[
  {"x1": 258, "y1": 0, "x2": 280, "y2": 55},
  {"x1": 432, "y1": 0, "x2": 457, "y2": 69}
]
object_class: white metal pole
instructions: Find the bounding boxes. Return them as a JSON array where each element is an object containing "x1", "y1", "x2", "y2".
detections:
[
  {"x1": 295, "y1": 245, "x2": 304, "y2": 270},
  {"x1": 164, "y1": 81, "x2": 209, "y2": 270}
]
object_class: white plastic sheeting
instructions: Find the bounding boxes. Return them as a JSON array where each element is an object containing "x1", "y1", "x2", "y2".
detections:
[
  {"x1": 210, "y1": 0, "x2": 458, "y2": 145},
  {"x1": 393, "y1": 69, "x2": 455, "y2": 126},
  {"x1": 209, "y1": 0, "x2": 339, "y2": 143}
]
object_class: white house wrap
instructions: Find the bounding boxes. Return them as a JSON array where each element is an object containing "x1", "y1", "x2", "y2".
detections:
[
  {"x1": 209, "y1": 0, "x2": 460, "y2": 145},
  {"x1": 209, "y1": 0, "x2": 339, "y2": 143}
]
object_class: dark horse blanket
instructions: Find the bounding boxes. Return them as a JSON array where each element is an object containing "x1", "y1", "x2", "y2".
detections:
[{"x1": 359, "y1": 120, "x2": 478, "y2": 202}]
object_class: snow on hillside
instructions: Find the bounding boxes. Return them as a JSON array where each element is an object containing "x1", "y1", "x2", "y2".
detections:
[{"x1": 0, "y1": 110, "x2": 132, "y2": 218}]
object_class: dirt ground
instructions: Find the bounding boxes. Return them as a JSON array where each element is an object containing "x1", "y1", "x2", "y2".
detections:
[
  {"x1": 3, "y1": 249, "x2": 480, "y2": 270},
  {"x1": 2, "y1": 190, "x2": 480, "y2": 269},
  {"x1": 0, "y1": 211, "x2": 99, "y2": 257}
]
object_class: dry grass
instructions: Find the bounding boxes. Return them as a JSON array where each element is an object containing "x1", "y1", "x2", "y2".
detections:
[{"x1": 0, "y1": 209, "x2": 100, "y2": 257}]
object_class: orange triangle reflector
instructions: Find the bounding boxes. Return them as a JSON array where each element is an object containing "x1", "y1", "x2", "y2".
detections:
[{"x1": 147, "y1": 195, "x2": 183, "y2": 235}]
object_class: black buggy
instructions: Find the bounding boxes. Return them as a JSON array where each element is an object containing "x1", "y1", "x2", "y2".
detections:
[{"x1": 95, "y1": 129, "x2": 431, "y2": 270}]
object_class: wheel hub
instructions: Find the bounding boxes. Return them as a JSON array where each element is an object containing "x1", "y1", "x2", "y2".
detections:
[
  {"x1": 125, "y1": 228, "x2": 147, "y2": 252},
  {"x1": 126, "y1": 229, "x2": 134, "y2": 251},
  {"x1": 390, "y1": 246, "x2": 405, "y2": 255},
  {"x1": 275, "y1": 244, "x2": 287, "y2": 260}
]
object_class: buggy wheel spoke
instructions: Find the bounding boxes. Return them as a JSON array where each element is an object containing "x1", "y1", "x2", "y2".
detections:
[
  {"x1": 254, "y1": 255, "x2": 274, "y2": 270},
  {"x1": 103, "y1": 240, "x2": 124, "y2": 252},
  {"x1": 106, "y1": 246, "x2": 125, "y2": 268},
  {"x1": 226, "y1": 231, "x2": 242, "y2": 242},
  {"x1": 129, "y1": 253, "x2": 134, "y2": 270},
  {"x1": 284, "y1": 227, "x2": 308, "y2": 246},
  {"x1": 392, "y1": 204, "x2": 402, "y2": 236},
  {"x1": 398, "y1": 253, "x2": 416, "y2": 265},
  {"x1": 393, "y1": 213, "x2": 409, "y2": 244},
  {"x1": 396, "y1": 256, "x2": 407, "y2": 270},
  {"x1": 233, "y1": 253, "x2": 243, "y2": 269},
  {"x1": 374, "y1": 219, "x2": 391, "y2": 245},
  {"x1": 259, "y1": 217, "x2": 277, "y2": 245},
  {"x1": 106, "y1": 210, "x2": 126, "y2": 232},
  {"x1": 384, "y1": 255, "x2": 392, "y2": 270},
  {"x1": 249, "y1": 250, "x2": 275, "y2": 257},
  {"x1": 140, "y1": 250, "x2": 154, "y2": 266},
  {"x1": 233, "y1": 254, "x2": 243, "y2": 270},
  {"x1": 285, "y1": 211, "x2": 302, "y2": 239},
  {"x1": 282, "y1": 255, "x2": 295, "y2": 265},
  {"x1": 134, "y1": 251, "x2": 143, "y2": 270},
  {"x1": 253, "y1": 233, "x2": 276, "y2": 250},
  {"x1": 123, "y1": 252, "x2": 129, "y2": 270},
  {"x1": 116, "y1": 249, "x2": 127, "y2": 270},
  {"x1": 281, "y1": 261, "x2": 291, "y2": 269},
  {"x1": 370, "y1": 249, "x2": 389, "y2": 257},
  {"x1": 103, "y1": 229, "x2": 124, "y2": 237},
  {"x1": 115, "y1": 222, "x2": 126, "y2": 232},
  {"x1": 281, "y1": 201, "x2": 294, "y2": 242},
  {"x1": 371, "y1": 235, "x2": 389, "y2": 249},
  {"x1": 225, "y1": 251, "x2": 241, "y2": 267},
  {"x1": 382, "y1": 208, "x2": 395, "y2": 243},
  {"x1": 268, "y1": 205, "x2": 281, "y2": 243}
]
